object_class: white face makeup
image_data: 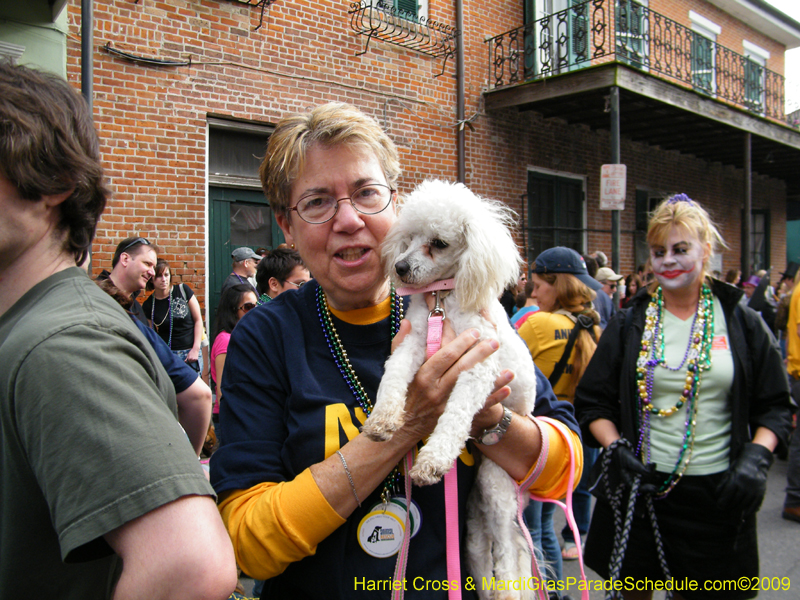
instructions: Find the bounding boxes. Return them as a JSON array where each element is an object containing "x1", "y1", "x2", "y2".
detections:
[{"x1": 650, "y1": 226, "x2": 707, "y2": 292}]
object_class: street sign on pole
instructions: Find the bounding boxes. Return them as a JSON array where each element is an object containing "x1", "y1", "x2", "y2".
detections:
[{"x1": 600, "y1": 164, "x2": 626, "y2": 210}]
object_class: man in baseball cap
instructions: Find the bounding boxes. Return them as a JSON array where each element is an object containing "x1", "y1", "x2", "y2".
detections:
[
  {"x1": 594, "y1": 266, "x2": 623, "y2": 329},
  {"x1": 220, "y1": 247, "x2": 260, "y2": 296}
]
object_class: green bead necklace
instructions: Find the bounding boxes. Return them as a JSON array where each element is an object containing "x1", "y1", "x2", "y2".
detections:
[
  {"x1": 316, "y1": 284, "x2": 405, "y2": 504},
  {"x1": 636, "y1": 283, "x2": 715, "y2": 497}
]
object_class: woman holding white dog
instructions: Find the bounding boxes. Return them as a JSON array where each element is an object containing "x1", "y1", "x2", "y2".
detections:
[
  {"x1": 575, "y1": 195, "x2": 792, "y2": 600},
  {"x1": 518, "y1": 247, "x2": 602, "y2": 597},
  {"x1": 210, "y1": 102, "x2": 582, "y2": 598}
]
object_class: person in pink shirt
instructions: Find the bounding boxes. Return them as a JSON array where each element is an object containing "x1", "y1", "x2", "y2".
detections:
[{"x1": 211, "y1": 284, "x2": 258, "y2": 441}]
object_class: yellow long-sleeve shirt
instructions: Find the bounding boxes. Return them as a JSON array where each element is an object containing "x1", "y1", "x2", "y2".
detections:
[{"x1": 219, "y1": 421, "x2": 581, "y2": 580}]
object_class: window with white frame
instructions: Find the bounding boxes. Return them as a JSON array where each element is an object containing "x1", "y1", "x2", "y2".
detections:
[
  {"x1": 616, "y1": 0, "x2": 650, "y2": 69},
  {"x1": 690, "y1": 11, "x2": 720, "y2": 96},
  {"x1": 743, "y1": 40, "x2": 769, "y2": 113},
  {"x1": 375, "y1": 0, "x2": 428, "y2": 20}
]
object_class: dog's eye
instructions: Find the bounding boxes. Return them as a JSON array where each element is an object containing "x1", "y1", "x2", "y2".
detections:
[{"x1": 430, "y1": 239, "x2": 449, "y2": 250}]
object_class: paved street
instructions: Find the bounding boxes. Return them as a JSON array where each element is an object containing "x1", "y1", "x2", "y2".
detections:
[{"x1": 560, "y1": 455, "x2": 800, "y2": 599}]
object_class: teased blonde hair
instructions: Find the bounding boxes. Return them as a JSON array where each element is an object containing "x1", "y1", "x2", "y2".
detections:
[{"x1": 646, "y1": 194, "x2": 727, "y2": 293}]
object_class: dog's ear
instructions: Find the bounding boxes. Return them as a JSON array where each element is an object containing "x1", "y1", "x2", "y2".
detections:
[
  {"x1": 381, "y1": 217, "x2": 405, "y2": 283},
  {"x1": 456, "y1": 196, "x2": 522, "y2": 312}
]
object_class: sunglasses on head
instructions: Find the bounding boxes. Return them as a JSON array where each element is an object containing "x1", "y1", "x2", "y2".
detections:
[
  {"x1": 119, "y1": 237, "x2": 152, "y2": 254},
  {"x1": 238, "y1": 302, "x2": 257, "y2": 313}
]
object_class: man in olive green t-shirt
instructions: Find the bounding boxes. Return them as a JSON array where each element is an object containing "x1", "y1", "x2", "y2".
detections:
[{"x1": 0, "y1": 62, "x2": 236, "y2": 599}]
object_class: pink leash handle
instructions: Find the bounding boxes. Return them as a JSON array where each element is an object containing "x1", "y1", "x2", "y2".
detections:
[
  {"x1": 391, "y1": 450, "x2": 415, "y2": 600},
  {"x1": 444, "y1": 463, "x2": 462, "y2": 600},
  {"x1": 520, "y1": 416, "x2": 590, "y2": 600},
  {"x1": 394, "y1": 294, "x2": 461, "y2": 600}
]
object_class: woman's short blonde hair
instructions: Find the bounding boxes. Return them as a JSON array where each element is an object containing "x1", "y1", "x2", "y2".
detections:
[
  {"x1": 646, "y1": 194, "x2": 727, "y2": 285},
  {"x1": 259, "y1": 102, "x2": 401, "y2": 214}
]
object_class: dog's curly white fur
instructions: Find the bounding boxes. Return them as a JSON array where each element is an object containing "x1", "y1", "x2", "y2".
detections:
[{"x1": 362, "y1": 179, "x2": 539, "y2": 599}]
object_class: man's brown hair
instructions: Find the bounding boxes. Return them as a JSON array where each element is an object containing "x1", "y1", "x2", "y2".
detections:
[{"x1": 0, "y1": 61, "x2": 110, "y2": 265}]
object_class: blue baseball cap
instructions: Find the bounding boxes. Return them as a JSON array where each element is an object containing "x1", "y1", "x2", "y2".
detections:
[{"x1": 532, "y1": 247, "x2": 603, "y2": 291}]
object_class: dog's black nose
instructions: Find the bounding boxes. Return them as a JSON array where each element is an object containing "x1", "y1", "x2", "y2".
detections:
[{"x1": 395, "y1": 260, "x2": 410, "y2": 277}]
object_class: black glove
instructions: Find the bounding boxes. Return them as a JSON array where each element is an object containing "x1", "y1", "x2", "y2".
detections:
[
  {"x1": 611, "y1": 443, "x2": 657, "y2": 495},
  {"x1": 716, "y1": 443, "x2": 774, "y2": 515}
]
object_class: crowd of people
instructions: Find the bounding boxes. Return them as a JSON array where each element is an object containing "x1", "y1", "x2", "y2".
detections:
[{"x1": 1, "y1": 59, "x2": 796, "y2": 600}]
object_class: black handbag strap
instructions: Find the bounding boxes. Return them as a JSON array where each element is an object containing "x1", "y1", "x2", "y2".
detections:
[
  {"x1": 548, "y1": 325, "x2": 579, "y2": 388},
  {"x1": 548, "y1": 314, "x2": 596, "y2": 388}
]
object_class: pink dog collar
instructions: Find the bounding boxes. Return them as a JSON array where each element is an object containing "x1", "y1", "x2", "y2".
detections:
[{"x1": 395, "y1": 278, "x2": 455, "y2": 296}]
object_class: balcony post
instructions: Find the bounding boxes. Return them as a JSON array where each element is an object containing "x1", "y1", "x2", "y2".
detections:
[
  {"x1": 742, "y1": 133, "x2": 752, "y2": 279},
  {"x1": 610, "y1": 86, "x2": 621, "y2": 290}
]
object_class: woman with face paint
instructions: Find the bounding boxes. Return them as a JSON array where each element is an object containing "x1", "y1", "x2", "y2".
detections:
[{"x1": 574, "y1": 195, "x2": 792, "y2": 600}]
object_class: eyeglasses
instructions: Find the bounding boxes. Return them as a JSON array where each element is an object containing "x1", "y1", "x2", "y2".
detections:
[
  {"x1": 287, "y1": 184, "x2": 395, "y2": 224},
  {"x1": 119, "y1": 237, "x2": 151, "y2": 254},
  {"x1": 284, "y1": 280, "x2": 307, "y2": 288},
  {"x1": 607, "y1": 284, "x2": 618, "y2": 290},
  {"x1": 238, "y1": 302, "x2": 257, "y2": 313}
]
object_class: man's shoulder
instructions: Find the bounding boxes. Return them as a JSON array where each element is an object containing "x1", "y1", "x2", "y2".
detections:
[
  {"x1": 1, "y1": 269, "x2": 143, "y2": 361},
  {"x1": 222, "y1": 272, "x2": 240, "y2": 286}
]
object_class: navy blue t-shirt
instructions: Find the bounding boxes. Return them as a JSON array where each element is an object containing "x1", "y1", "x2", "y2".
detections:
[
  {"x1": 211, "y1": 281, "x2": 578, "y2": 599},
  {"x1": 132, "y1": 317, "x2": 197, "y2": 394}
]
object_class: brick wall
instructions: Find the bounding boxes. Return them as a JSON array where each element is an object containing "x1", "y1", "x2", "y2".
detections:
[{"x1": 65, "y1": 0, "x2": 789, "y2": 315}]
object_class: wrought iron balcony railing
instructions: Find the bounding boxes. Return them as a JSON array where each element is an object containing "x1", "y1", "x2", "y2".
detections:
[
  {"x1": 485, "y1": 0, "x2": 788, "y2": 123},
  {"x1": 348, "y1": 1, "x2": 458, "y2": 76}
]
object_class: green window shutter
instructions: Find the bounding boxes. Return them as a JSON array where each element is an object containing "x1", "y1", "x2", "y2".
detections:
[
  {"x1": 744, "y1": 58, "x2": 763, "y2": 111},
  {"x1": 396, "y1": 0, "x2": 417, "y2": 17},
  {"x1": 692, "y1": 33, "x2": 713, "y2": 93},
  {"x1": 527, "y1": 172, "x2": 585, "y2": 262}
]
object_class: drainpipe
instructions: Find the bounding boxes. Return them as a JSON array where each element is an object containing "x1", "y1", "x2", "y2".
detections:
[
  {"x1": 456, "y1": 0, "x2": 465, "y2": 183},
  {"x1": 81, "y1": 0, "x2": 94, "y2": 270},
  {"x1": 81, "y1": 0, "x2": 93, "y2": 112}
]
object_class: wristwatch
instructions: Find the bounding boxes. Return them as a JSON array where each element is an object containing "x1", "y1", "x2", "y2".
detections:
[{"x1": 476, "y1": 406, "x2": 513, "y2": 445}]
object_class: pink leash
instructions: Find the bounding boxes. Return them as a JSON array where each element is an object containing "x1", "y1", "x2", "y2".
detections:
[
  {"x1": 391, "y1": 450, "x2": 415, "y2": 600},
  {"x1": 394, "y1": 282, "x2": 589, "y2": 600},
  {"x1": 518, "y1": 416, "x2": 590, "y2": 600},
  {"x1": 392, "y1": 283, "x2": 460, "y2": 600}
]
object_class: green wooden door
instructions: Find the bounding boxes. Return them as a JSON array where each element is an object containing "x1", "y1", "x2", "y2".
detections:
[{"x1": 208, "y1": 187, "x2": 284, "y2": 329}]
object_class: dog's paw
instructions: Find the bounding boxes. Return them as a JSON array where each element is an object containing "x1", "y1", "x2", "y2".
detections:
[
  {"x1": 409, "y1": 456, "x2": 453, "y2": 486},
  {"x1": 361, "y1": 414, "x2": 401, "y2": 441}
]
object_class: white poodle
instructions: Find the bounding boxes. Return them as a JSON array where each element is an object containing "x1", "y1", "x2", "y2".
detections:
[{"x1": 362, "y1": 179, "x2": 541, "y2": 599}]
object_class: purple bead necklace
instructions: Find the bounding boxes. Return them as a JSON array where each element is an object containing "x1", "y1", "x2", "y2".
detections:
[{"x1": 635, "y1": 283, "x2": 714, "y2": 497}]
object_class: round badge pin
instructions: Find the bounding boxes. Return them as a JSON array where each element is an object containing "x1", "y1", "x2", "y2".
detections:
[
  {"x1": 357, "y1": 510, "x2": 405, "y2": 558},
  {"x1": 391, "y1": 497, "x2": 422, "y2": 538},
  {"x1": 370, "y1": 500, "x2": 413, "y2": 538}
]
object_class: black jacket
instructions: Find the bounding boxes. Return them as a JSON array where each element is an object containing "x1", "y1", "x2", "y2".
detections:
[{"x1": 574, "y1": 278, "x2": 792, "y2": 461}]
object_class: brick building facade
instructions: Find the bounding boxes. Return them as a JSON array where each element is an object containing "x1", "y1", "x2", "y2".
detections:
[{"x1": 40, "y1": 0, "x2": 800, "y2": 323}]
